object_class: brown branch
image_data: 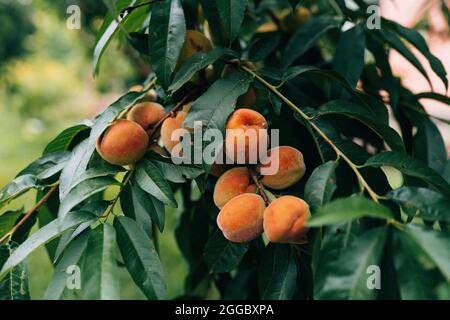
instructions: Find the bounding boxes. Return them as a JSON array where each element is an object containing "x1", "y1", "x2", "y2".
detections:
[
  {"x1": 266, "y1": 9, "x2": 282, "y2": 30},
  {"x1": 249, "y1": 167, "x2": 270, "y2": 206},
  {"x1": 0, "y1": 184, "x2": 59, "y2": 244}
]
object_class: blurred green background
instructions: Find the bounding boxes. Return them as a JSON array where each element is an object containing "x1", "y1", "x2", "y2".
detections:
[{"x1": 0, "y1": 0, "x2": 187, "y2": 299}]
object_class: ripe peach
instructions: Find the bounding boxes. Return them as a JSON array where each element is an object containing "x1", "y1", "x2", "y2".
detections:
[
  {"x1": 260, "y1": 146, "x2": 306, "y2": 190},
  {"x1": 256, "y1": 22, "x2": 278, "y2": 33},
  {"x1": 217, "y1": 193, "x2": 266, "y2": 243},
  {"x1": 213, "y1": 167, "x2": 257, "y2": 209},
  {"x1": 127, "y1": 102, "x2": 166, "y2": 130},
  {"x1": 177, "y1": 30, "x2": 212, "y2": 68},
  {"x1": 96, "y1": 119, "x2": 149, "y2": 166},
  {"x1": 161, "y1": 111, "x2": 188, "y2": 152},
  {"x1": 263, "y1": 196, "x2": 310, "y2": 244},
  {"x1": 225, "y1": 108, "x2": 268, "y2": 164},
  {"x1": 222, "y1": 60, "x2": 257, "y2": 107}
]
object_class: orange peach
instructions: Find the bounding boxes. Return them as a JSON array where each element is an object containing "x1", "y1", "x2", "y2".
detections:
[
  {"x1": 160, "y1": 111, "x2": 188, "y2": 152},
  {"x1": 263, "y1": 196, "x2": 310, "y2": 244},
  {"x1": 213, "y1": 167, "x2": 257, "y2": 209},
  {"x1": 217, "y1": 193, "x2": 266, "y2": 243},
  {"x1": 260, "y1": 146, "x2": 306, "y2": 190},
  {"x1": 225, "y1": 109, "x2": 268, "y2": 164},
  {"x1": 96, "y1": 119, "x2": 149, "y2": 166},
  {"x1": 127, "y1": 102, "x2": 166, "y2": 130}
]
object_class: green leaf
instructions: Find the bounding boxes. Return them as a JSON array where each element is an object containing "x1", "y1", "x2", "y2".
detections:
[
  {"x1": 258, "y1": 244, "x2": 297, "y2": 300},
  {"x1": 58, "y1": 177, "x2": 118, "y2": 223},
  {"x1": 93, "y1": 0, "x2": 148, "y2": 75},
  {"x1": 215, "y1": 0, "x2": 248, "y2": 44},
  {"x1": 169, "y1": 48, "x2": 236, "y2": 93},
  {"x1": 387, "y1": 187, "x2": 450, "y2": 222},
  {"x1": 114, "y1": 216, "x2": 167, "y2": 300},
  {"x1": 149, "y1": 0, "x2": 186, "y2": 89},
  {"x1": 364, "y1": 151, "x2": 450, "y2": 197},
  {"x1": 378, "y1": 28, "x2": 433, "y2": 89},
  {"x1": 71, "y1": 162, "x2": 124, "y2": 190},
  {"x1": 45, "y1": 231, "x2": 90, "y2": 300},
  {"x1": 200, "y1": 0, "x2": 227, "y2": 45},
  {"x1": 184, "y1": 71, "x2": 252, "y2": 131},
  {"x1": 392, "y1": 228, "x2": 437, "y2": 299},
  {"x1": 0, "y1": 211, "x2": 23, "y2": 238},
  {"x1": 415, "y1": 92, "x2": 450, "y2": 106},
  {"x1": 44, "y1": 124, "x2": 90, "y2": 155},
  {"x1": 333, "y1": 25, "x2": 366, "y2": 87},
  {"x1": 148, "y1": 152, "x2": 204, "y2": 183},
  {"x1": 59, "y1": 91, "x2": 144, "y2": 199},
  {"x1": 0, "y1": 175, "x2": 42, "y2": 210},
  {"x1": 280, "y1": 67, "x2": 389, "y2": 124},
  {"x1": 80, "y1": 224, "x2": 120, "y2": 300},
  {"x1": 308, "y1": 197, "x2": 394, "y2": 227},
  {"x1": 314, "y1": 227, "x2": 387, "y2": 300},
  {"x1": 121, "y1": 176, "x2": 164, "y2": 233},
  {"x1": 17, "y1": 152, "x2": 71, "y2": 180},
  {"x1": 401, "y1": 224, "x2": 450, "y2": 281},
  {"x1": 0, "y1": 211, "x2": 96, "y2": 278},
  {"x1": 410, "y1": 112, "x2": 447, "y2": 173},
  {"x1": 135, "y1": 159, "x2": 177, "y2": 208},
  {"x1": 317, "y1": 100, "x2": 404, "y2": 152},
  {"x1": 283, "y1": 16, "x2": 342, "y2": 67},
  {"x1": 249, "y1": 32, "x2": 281, "y2": 62},
  {"x1": 203, "y1": 230, "x2": 249, "y2": 273},
  {"x1": 385, "y1": 19, "x2": 448, "y2": 89},
  {"x1": 0, "y1": 243, "x2": 30, "y2": 300},
  {"x1": 304, "y1": 161, "x2": 338, "y2": 212}
]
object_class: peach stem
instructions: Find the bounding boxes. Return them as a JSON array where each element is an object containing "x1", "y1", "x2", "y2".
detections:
[{"x1": 249, "y1": 167, "x2": 270, "y2": 206}]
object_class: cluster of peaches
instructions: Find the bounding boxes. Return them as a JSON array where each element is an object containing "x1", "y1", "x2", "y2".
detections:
[{"x1": 214, "y1": 108, "x2": 311, "y2": 245}]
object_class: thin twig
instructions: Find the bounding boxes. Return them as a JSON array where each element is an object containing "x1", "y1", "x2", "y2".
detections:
[
  {"x1": 102, "y1": 171, "x2": 134, "y2": 221},
  {"x1": 0, "y1": 184, "x2": 59, "y2": 244},
  {"x1": 249, "y1": 167, "x2": 270, "y2": 206}
]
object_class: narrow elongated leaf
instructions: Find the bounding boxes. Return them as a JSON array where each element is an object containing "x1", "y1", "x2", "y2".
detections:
[
  {"x1": 184, "y1": 72, "x2": 252, "y2": 131},
  {"x1": 415, "y1": 92, "x2": 450, "y2": 105},
  {"x1": 204, "y1": 230, "x2": 249, "y2": 273},
  {"x1": 392, "y1": 228, "x2": 437, "y2": 299},
  {"x1": 283, "y1": 16, "x2": 341, "y2": 67},
  {"x1": 114, "y1": 216, "x2": 167, "y2": 300},
  {"x1": 45, "y1": 231, "x2": 90, "y2": 300},
  {"x1": 149, "y1": 0, "x2": 186, "y2": 88},
  {"x1": 200, "y1": 0, "x2": 227, "y2": 45},
  {"x1": 364, "y1": 152, "x2": 450, "y2": 197},
  {"x1": 308, "y1": 197, "x2": 394, "y2": 227},
  {"x1": 249, "y1": 32, "x2": 281, "y2": 62},
  {"x1": 93, "y1": 0, "x2": 147, "y2": 75},
  {"x1": 148, "y1": 152, "x2": 204, "y2": 183},
  {"x1": 17, "y1": 152, "x2": 71, "y2": 180},
  {"x1": 169, "y1": 48, "x2": 236, "y2": 93},
  {"x1": 215, "y1": 0, "x2": 248, "y2": 43},
  {"x1": 386, "y1": 19, "x2": 448, "y2": 89},
  {"x1": 121, "y1": 176, "x2": 164, "y2": 233},
  {"x1": 314, "y1": 227, "x2": 387, "y2": 299},
  {"x1": 71, "y1": 162, "x2": 124, "y2": 190},
  {"x1": 333, "y1": 25, "x2": 365, "y2": 87},
  {"x1": 135, "y1": 159, "x2": 177, "y2": 208},
  {"x1": 0, "y1": 175, "x2": 41, "y2": 209},
  {"x1": 58, "y1": 177, "x2": 118, "y2": 222},
  {"x1": 44, "y1": 124, "x2": 90, "y2": 155},
  {"x1": 378, "y1": 28, "x2": 433, "y2": 89},
  {"x1": 410, "y1": 112, "x2": 447, "y2": 173},
  {"x1": 0, "y1": 211, "x2": 23, "y2": 238},
  {"x1": 258, "y1": 244, "x2": 297, "y2": 300},
  {"x1": 318, "y1": 100, "x2": 405, "y2": 152},
  {"x1": 0, "y1": 211, "x2": 96, "y2": 277},
  {"x1": 304, "y1": 161, "x2": 338, "y2": 212},
  {"x1": 81, "y1": 224, "x2": 120, "y2": 300},
  {"x1": 387, "y1": 187, "x2": 450, "y2": 222},
  {"x1": 402, "y1": 224, "x2": 450, "y2": 280},
  {"x1": 0, "y1": 243, "x2": 30, "y2": 300}
]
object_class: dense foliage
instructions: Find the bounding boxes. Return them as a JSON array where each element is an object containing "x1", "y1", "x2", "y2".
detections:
[{"x1": 1, "y1": 0, "x2": 450, "y2": 300}]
